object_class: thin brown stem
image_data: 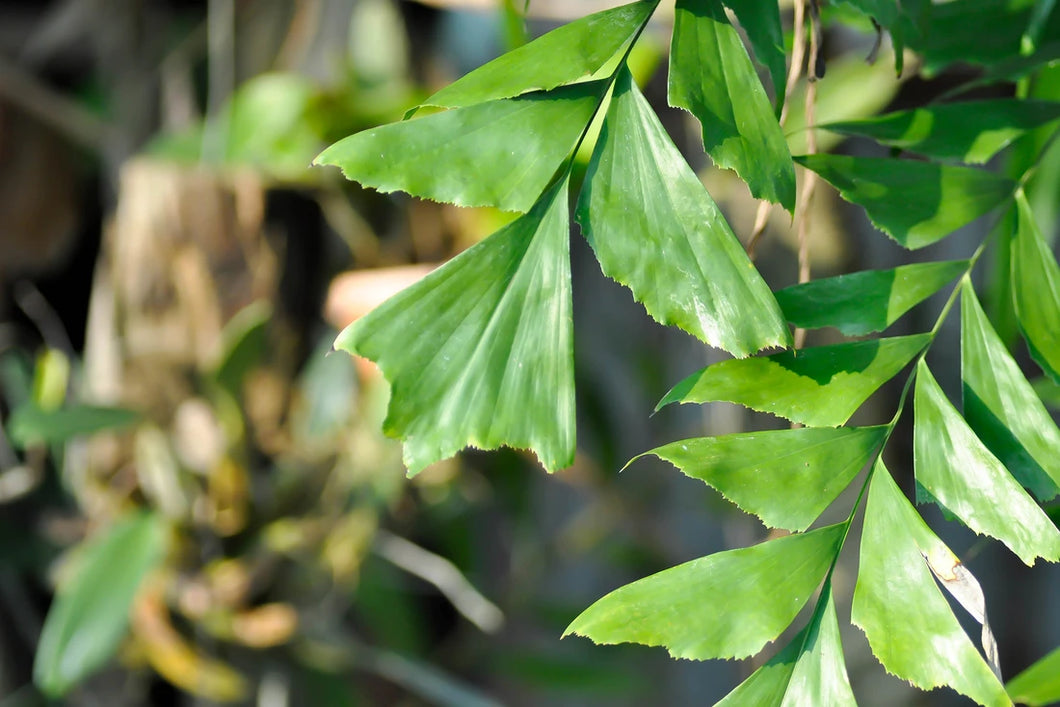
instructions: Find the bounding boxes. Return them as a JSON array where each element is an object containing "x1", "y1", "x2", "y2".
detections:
[{"x1": 792, "y1": 0, "x2": 821, "y2": 349}]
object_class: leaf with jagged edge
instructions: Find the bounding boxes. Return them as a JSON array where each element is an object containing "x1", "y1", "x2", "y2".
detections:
[
  {"x1": 716, "y1": 589, "x2": 856, "y2": 706},
  {"x1": 637, "y1": 426, "x2": 887, "y2": 531},
  {"x1": 563, "y1": 525, "x2": 844, "y2": 661},
  {"x1": 853, "y1": 464, "x2": 1011, "y2": 707},
  {"x1": 334, "y1": 181, "x2": 574, "y2": 475},
  {"x1": 914, "y1": 359, "x2": 1060, "y2": 565},
  {"x1": 1012, "y1": 190, "x2": 1060, "y2": 384},
  {"x1": 962, "y1": 282, "x2": 1060, "y2": 501},
  {"x1": 796, "y1": 154, "x2": 1016, "y2": 249},
  {"x1": 721, "y1": 0, "x2": 787, "y2": 114},
  {"x1": 315, "y1": 81, "x2": 605, "y2": 213},
  {"x1": 669, "y1": 0, "x2": 795, "y2": 210},
  {"x1": 416, "y1": 0, "x2": 657, "y2": 110},
  {"x1": 775, "y1": 260, "x2": 968, "y2": 336},
  {"x1": 577, "y1": 68, "x2": 790, "y2": 357},
  {"x1": 658, "y1": 334, "x2": 930, "y2": 427}
]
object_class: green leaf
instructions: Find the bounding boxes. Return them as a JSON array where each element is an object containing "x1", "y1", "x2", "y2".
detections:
[
  {"x1": 1012, "y1": 191, "x2": 1060, "y2": 384},
  {"x1": 795, "y1": 154, "x2": 1017, "y2": 249},
  {"x1": 669, "y1": 0, "x2": 796, "y2": 210},
  {"x1": 638, "y1": 425, "x2": 887, "y2": 531},
  {"x1": 659, "y1": 334, "x2": 930, "y2": 427},
  {"x1": 962, "y1": 283, "x2": 1060, "y2": 501},
  {"x1": 721, "y1": 0, "x2": 787, "y2": 113},
  {"x1": 34, "y1": 511, "x2": 168, "y2": 697},
  {"x1": 315, "y1": 82, "x2": 604, "y2": 212},
  {"x1": 775, "y1": 260, "x2": 968, "y2": 336},
  {"x1": 820, "y1": 99, "x2": 1060, "y2": 164},
  {"x1": 563, "y1": 524, "x2": 844, "y2": 660},
  {"x1": 1007, "y1": 645, "x2": 1060, "y2": 706},
  {"x1": 7, "y1": 403, "x2": 139, "y2": 449},
  {"x1": 914, "y1": 359, "x2": 1060, "y2": 565},
  {"x1": 577, "y1": 68, "x2": 790, "y2": 357},
  {"x1": 418, "y1": 0, "x2": 656, "y2": 109},
  {"x1": 716, "y1": 591, "x2": 856, "y2": 706},
  {"x1": 834, "y1": 0, "x2": 920, "y2": 74},
  {"x1": 334, "y1": 182, "x2": 574, "y2": 474},
  {"x1": 853, "y1": 465, "x2": 1010, "y2": 707}
]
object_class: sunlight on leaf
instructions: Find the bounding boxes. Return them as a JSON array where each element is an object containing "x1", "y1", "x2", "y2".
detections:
[
  {"x1": 315, "y1": 81, "x2": 604, "y2": 212},
  {"x1": 578, "y1": 68, "x2": 790, "y2": 357},
  {"x1": 721, "y1": 0, "x2": 786, "y2": 114},
  {"x1": 1007, "y1": 645, "x2": 1060, "y2": 706},
  {"x1": 1012, "y1": 191, "x2": 1060, "y2": 384},
  {"x1": 637, "y1": 425, "x2": 887, "y2": 531},
  {"x1": 962, "y1": 283, "x2": 1060, "y2": 500},
  {"x1": 563, "y1": 524, "x2": 844, "y2": 660},
  {"x1": 658, "y1": 335, "x2": 930, "y2": 427},
  {"x1": 914, "y1": 359, "x2": 1060, "y2": 565},
  {"x1": 334, "y1": 181, "x2": 574, "y2": 474},
  {"x1": 669, "y1": 0, "x2": 796, "y2": 210},
  {"x1": 853, "y1": 464, "x2": 1010, "y2": 707},
  {"x1": 796, "y1": 154, "x2": 1016, "y2": 249},
  {"x1": 775, "y1": 260, "x2": 967, "y2": 336}
]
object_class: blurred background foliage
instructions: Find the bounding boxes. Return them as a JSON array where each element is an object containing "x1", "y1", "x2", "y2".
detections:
[{"x1": 0, "y1": 1, "x2": 1058, "y2": 706}]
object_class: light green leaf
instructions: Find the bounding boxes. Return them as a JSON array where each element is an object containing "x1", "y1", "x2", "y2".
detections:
[
  {"x1": 669, "y1": 0, "x2": 796, "y2": 210},
  {"x1": 1007, "y1": 645, "x2": 1060, "y2": 706},
  {"x1": 658, "y1": 334, "x2": 930, "y2": 427},
  {"x1": 962, "y1": 283, "x2": 1060, "y2": 501},
  {"x1": 315, "y1": 82, "x2": 604, "y2": 212},
  {"x1": 34, "y1": 511, "x2": 168, "y2": 697},
  {"x1": 716, "y1": 591, "x2": 856, "y2": 706},
  {"x1": 914, "y1": 359, "x2": 1060, "y2": 565},
  {"x1": 577, "y1": 68, "x2": 790, "y2": 357},
  {"x1": 334, "y1": 182, "x2": 574, "y2": 474},
  {"x1": 853, "y1": 465, "x2": 1010, "y2": 707},
  {"x1": 775, "y1": 260, "x2": 967, "y2": 336},
  {"x1": 563, "y1": 524, "x2": 844, "y2": 660},
  {"x1": 795, "y1": 154, "x2": 1017, "y2": 249},
  {"x1": 1012, "y1": 191, "x2": 1060, "y2": 384},
  {"x1": 639, "y1": 426, "x2": 887, "y2": 531},
  {"x1": 7, "y1": 404, "x2": 140, "y2": 449},
  {"x1": 820, "y1": 99, "x2": 1060, "y2": 164},
  {"x1": 419, "y1": 0, "x2": 656, "y2": 109},
  {"x1": 721, "y1": 0, "x2": 787, "y2": 113}
]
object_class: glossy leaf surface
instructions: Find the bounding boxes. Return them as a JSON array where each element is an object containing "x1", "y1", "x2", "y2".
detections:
[
  {"x1": 419, "y1": 0, "x2": 656, "y2": 109},
  {"x1": 853, "y1": 466, "x2": 1010, "y2": 707},
  {"x1": 1007, "y1": 645, "x2": 1060, "y2": 706},
  {"x1": 721, "y1": 0, "x2": 787, "y2": 113},
  {"x1": 315, "y1": 82, "x2": 604, "y2": 212},
  {"x1": 7, "y1": 404, "x2": 139, "y2": 448},
  {"x1": 796, "y1": 154, "x2": 1016, "y2": 249},
  {"x1": 1012, "y1": 191, "x2": 1060, "y2": 383},
  {"x1": 577, "y1": 68, "x2": 790, "y2": 357},
  {"x1": 34, "y1": 511, "x2": 168, "y2": 696},
  {"x1": 820, "y1": 99, "x2": 1060, "y2": 164},
  {"x1": 914, "y1": 359, "x2": 1060, "y2": 565},
  {"x1": 669, "y1": 0, "x2": 795, "y2": 210},
  {"x1": 334, "y1": 183, "x2": 575, "y2": 474},
  {"x1": 962, "y1": 283, "x2": 1060, "y2": 500},
  {"x1": 659, "y1": 335, "x2": 930, "y2": 427},
  {"x1": 564, "y1": 525, "x2": 844, "y2": 660},
  {"x1": 640, "y1": 425, "x2": 887, "y2": 531},
  {"x1": 775, "y1": 260, "x2": 967, "y2": 336}
]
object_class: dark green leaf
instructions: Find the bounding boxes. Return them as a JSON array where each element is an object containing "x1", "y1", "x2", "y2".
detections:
[
  {"x1": 914, "y1": 359, "x2": 1060, "y2": 565},
  {"x1": 639, "y1": 425, "x2": 887, "y2": 531},
  {"x1": 1024, "y1": 0, "x2": 1058, "y2": 53},
  {"x1": 853, "y1": 464, "x2": 1010, "y2": 707},
  {"x1": 563, "y1": 524, "x2": 844, "y2": 660},
  {"x1": 1007, "y1": 645, "x2": 1060, "y2": 706},
  {"x1": 721, "y1": 0, "x2": 787, "y2": 113},
  {"x1": 577, "y1": 68, "x2": 790, "y2": 357},
  {"x1": 775, "y1": 260, "x2": 967, "y2": 336},
  {"x1": 419, "y1": 0, "x2": 656, "y2": 109},
  {"x1": 669, "y1": 0, "x2": 796, "y2": 210},
  {"x1": 962, "y1": 283, "x2": 1060, "y2": 501},
  {"x1": 334, "y1": 182, "x2": 574, "y2": 474},
  {"x1": 1012, "y1": 191, "x2": 1060, "y2": 384},
  {"x1": 833, "y1": 0, "x2": 915, "y2": 73},
  {"x1": 658, "y1": 335, "x2": 930, "y2": 427},
  {"x1": 34, "y1": 511, "x2": 168, "y2": 697},
  {"x1": 796, "y1": 154, "x2": 1016, "y2": 249},
  {"x1": 7, "y1": 404, "x2": 139, "y2": 449},
  {"x1": 820, "y1": 99, "x2": 1060, "y2": 164},
  {"x1": 315, "y1": 82, "x2": 604, "y2": 212}
]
